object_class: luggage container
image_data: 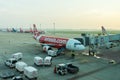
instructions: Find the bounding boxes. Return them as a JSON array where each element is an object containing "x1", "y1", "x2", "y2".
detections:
[
  {"x1": 34, "y1": 56, "x2": 44, "y2": 66},
  {"x1": 11, "y1": 52, "x2": 23, "y2": 61},
  {"x1": 15, "y1": 61, "x2": 27, "y2": 72},
  {"x1": 24, "y1": 66, "x2": 38, "y2": 80},
  {"x1": 44, "y1": 56, "x2": 52, "y2": 66}
]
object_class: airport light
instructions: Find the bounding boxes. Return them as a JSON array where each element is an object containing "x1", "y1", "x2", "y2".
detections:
[
  {"x1": 40, "y1": 24, "x2": 41, "y2": 30},
  {"x1": 53, "y1": 22, "x2": 55, "y2": 35}
]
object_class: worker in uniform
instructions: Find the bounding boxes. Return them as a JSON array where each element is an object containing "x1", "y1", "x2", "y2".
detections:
[{"x1": 54, "y1": 65, "x2": 57, "y2": 73}]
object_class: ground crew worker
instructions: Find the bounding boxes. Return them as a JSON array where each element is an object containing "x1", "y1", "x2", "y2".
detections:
[{"x1": 54, "y1": 65, "x2": 57, "y2": 73}]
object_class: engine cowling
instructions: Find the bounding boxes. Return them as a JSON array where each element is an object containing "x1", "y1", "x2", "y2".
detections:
[{"x1": 43, "y1": 45, "x2": 52, "y2": 52}]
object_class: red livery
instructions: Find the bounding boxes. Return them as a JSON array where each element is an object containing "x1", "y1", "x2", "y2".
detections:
[{"x1": 33, "y1": 24, "x2": 85, "y2": 55}]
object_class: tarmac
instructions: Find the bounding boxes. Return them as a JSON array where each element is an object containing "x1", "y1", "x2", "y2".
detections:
[{"x1": 0, "y1": 32, "x2": 120, "y2": 80}]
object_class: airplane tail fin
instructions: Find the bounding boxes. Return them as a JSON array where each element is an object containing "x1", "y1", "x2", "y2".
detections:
[
  {"x1": 33, "y1": 24, "x2": 38, "y2": 33},
  {"x1": 7, "y1": 28, "x2": 10, "y2": 32},
  {"x1": 20, "y1": 27, "x2": 23, "y2": 33},
  {"x1": 12, "y1": 28, "x2": 16, "y2": 32},
  {"x1": 33, "y1": 24, "x2": 40, "y2": 39},
  {"x1": 101, "y1": 26, "x2": 108, "y2": 35}
]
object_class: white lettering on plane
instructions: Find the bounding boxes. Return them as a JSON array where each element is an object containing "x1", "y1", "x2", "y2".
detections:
[{"x1": 44, "y1": 37, "x2": 67, "y2": 44}]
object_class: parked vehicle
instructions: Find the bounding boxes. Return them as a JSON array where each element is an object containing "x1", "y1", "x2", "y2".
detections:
[
  {"x1": 11, "y1": 52, "x2": 23, "y2": 61},
  {"x1": 34, "y1": 56, "x2": 44, "y2": 66},
  {"x1": 48, "y1": 50, "x2": 57, "y2": 57},
  {"x1": 54, "y1": 63, "x2": 79, "y2": 75},
  {"x1": 0, "y1": 71, "x2": 14, "y2": 79},
  {"x1": 54, "y1": 64, "x2": 67, "y2": 75},
  {"x1": 12, "y1": 76, "x2": 23, "y2": 80},
  {"x1": 5, "y1": 58, "x2": 17, "y2": 68},
  {"x1": 44, "y1": 56, "x2": 52, "y2": 66},
  {"x1": 15, "y1": 61, "x2": 27, "y2": 72},
  {"x1": 66, "y1": 63, "x2": 79, "y2": 74},
  {"x1": 34, "y1": 56, "x2": 52, "y2": 66},
  {"x1": 24, "y1": 66, "x2": 38, "y2": 80}
]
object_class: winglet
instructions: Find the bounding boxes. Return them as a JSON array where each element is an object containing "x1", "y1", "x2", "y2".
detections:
[{"x1": 20, "y1": 27, "x2": 23, "y2": 33}]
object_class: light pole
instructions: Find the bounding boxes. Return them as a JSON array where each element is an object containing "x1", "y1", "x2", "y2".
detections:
[
  {"x1": 40, "y1": 24, "x2": 41, "y2": 30},
  {"x1": 53, "y1": 22, "x2": 55, "y2": 35}
]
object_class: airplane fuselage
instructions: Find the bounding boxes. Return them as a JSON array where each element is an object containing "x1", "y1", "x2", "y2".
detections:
[{"x1": 34, "y1": 35, "x2": 85, "y2": 51}]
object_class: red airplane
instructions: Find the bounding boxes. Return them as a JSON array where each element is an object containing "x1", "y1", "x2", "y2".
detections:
[
  {"x1": 24, "y1": 27, "x2": 33, "y2": 33},
  {"x1": 7, "y1": 28, "x2": 11, "y2": 32},
  {"x1": 33, "y1": 24, "x2": 85, "y2": 55},
  {"x1": 17, "y1": 27, "x2": 33, "y2": 33}
]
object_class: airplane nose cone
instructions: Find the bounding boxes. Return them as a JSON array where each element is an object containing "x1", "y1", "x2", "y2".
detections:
[
  {"x1": 80, "y1": 45, "x2": 85, "y2": 50},
  {"x1": 78, "y1": 45, "x2": 85, "y2": 50},
  {"x1": 74, "y1": 45, "x2": 85, "y2": 51}
]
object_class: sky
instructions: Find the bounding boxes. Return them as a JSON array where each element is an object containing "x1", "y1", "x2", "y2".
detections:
[{"x1": 0, "y1": 0, "x2": 120, "y2": 30}]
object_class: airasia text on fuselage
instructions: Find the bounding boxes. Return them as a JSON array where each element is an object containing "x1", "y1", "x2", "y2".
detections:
[{"x1": 44, "y1": 37, "x2": 68, "y2": 44}]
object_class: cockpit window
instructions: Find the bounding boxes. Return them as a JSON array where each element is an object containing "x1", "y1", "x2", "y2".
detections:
[{"x1": 74, "y1": 43, "x2": 81, "y2": 47}]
